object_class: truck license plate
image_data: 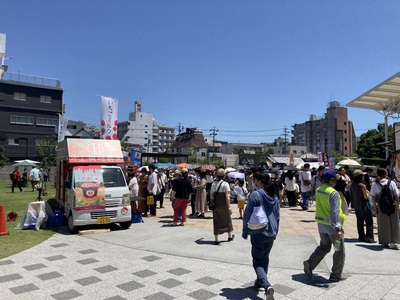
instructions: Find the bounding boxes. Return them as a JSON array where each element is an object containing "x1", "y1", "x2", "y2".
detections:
[{"x1": 97, "y1": 217, "x2": 111, "y2": 224}]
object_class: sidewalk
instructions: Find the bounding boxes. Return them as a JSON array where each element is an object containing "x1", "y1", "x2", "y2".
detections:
[{"x1": 1, "y1": 200, "x2": 400, "y2": 299}]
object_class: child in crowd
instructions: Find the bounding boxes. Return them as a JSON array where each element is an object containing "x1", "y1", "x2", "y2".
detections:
[{"x1": 233, "y1": 179, "x2": 248, "y2": 219}]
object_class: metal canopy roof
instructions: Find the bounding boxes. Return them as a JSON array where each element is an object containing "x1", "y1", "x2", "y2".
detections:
[{"x1": 347, "y1": 72, "x2": 400, "y2": 112}]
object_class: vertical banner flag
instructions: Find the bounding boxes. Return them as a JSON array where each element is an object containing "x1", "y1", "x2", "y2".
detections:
[
  {"x1": 58, "y1": 114, "x2": 69, "y2": 143},
  {"x1": 130, "y1": 150, "x2": 142, "y2": 167},
  {"x1": 317, "y1": 152, "x2": 323, "y2": 165},
  {"x1": 289, "y1": 152, "x2": 294, "y2": 166},
  {"x1": 329, "y1": 157, "x2": 335, "y2": 170},
  {"x1": 100, "y1": 96, "x2": 118, "y2": 140},
  {"x1": 322, "y1": 152, "x2": 329, "y2": 166}
]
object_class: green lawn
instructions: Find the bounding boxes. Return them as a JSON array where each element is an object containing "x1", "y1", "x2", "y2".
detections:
[{"x1": 0, "y1": 180, "x2": 60, "y2": 259}]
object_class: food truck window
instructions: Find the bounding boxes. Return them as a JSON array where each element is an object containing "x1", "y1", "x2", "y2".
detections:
[{"x1": 102, "y1": 167, "x2": 126, "y2": 188}]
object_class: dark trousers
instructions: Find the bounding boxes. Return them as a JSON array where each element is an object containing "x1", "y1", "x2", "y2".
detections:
[
  {"x1": 286, "y1": 190, "x2": 296, "y2": 207},
  {"x1": 355, "y1": 208, "x2": 374, "y2": 241},
  {"x1": 250, "y1": 233, "x2": 275, "y2": 289},
  {"x1": 155, "y1": 190, "x2": 165, "y2": 208},
  {"x1": 12, "y1": 180, "x2": 22, "y2": 192},
  {"x1": 190, "y1": 190, "x2": 197, "y2": 214}
]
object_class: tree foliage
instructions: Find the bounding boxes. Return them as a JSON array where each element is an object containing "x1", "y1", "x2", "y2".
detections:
[
  {"x1": 356, "y1": 123, "x2": 393, "y2": 159},
  {"x1": 0, "y1": 146, "x2": 9, "y2": 169},
  {"x1": 36, "y1": 135, "x2": 57, "y2": 171}
]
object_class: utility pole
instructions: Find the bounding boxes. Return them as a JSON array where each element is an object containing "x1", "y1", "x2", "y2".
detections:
[
  {"x1": 210, "y1": 127, "x2": 219, "y2": 160},
  {"x1": 282, "y1": 126, "x2": 289, "y2": 155},
  {"x1": 177, "y1": 123, "x2": 184, "y2": 154}
]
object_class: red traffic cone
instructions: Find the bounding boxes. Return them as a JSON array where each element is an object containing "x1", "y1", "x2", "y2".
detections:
[{"x1": 0, "y1": 205, "x2": 10, "y2": 236}]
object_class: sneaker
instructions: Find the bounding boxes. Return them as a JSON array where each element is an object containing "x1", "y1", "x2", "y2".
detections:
[
  {"x1": 389, "y1": 243, "x2": 399, "y2": 250},
  {"x1": 303, "y1": 260, "x2": 312, "y2": 278},
  {"x1": 253, "y1": 280, "x2": 265, "y2": 292},
  {"x1": 265, "y1": 286, "x2": 274, "y2": 300}
]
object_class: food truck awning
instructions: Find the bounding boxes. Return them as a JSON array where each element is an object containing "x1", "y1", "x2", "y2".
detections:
[
  {"x1": 347, "y1": 72, "x2": 400, "y2": 112},
  {"x1": 57, "y1": 139, "x2": 124, "y2": 164}
]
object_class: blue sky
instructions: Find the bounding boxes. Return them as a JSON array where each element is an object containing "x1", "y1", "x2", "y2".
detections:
[{"x1": 2, "y1": 1, "x2": 400, "y2": 143}]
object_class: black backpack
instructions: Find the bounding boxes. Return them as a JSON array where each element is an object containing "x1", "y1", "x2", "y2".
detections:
[{"x1": 377, "y1": 179, "x2": 395, "y2": 216}]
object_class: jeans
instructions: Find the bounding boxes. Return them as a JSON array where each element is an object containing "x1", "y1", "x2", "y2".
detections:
[
  {"x1": 306, "y1": 232, "x2": 345, "y2": 280},
  {"x1": 250, "y1": 233, "x2": 275, "y2": 289},
  {"x1": 301, "y1": 191, "x2": 311, "y2": 210}
]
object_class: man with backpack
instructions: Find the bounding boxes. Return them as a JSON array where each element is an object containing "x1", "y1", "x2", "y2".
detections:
[{"x1": 370, "y1": 168, "x2": 400, "y2": 249}]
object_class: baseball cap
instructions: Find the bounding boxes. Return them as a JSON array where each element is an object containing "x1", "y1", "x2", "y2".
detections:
[
  {"x1": 321, "y1": 169, "x2": 338, "y2": 181},
  {"x1": 181, "y1": 168, "x2": 188, "y2": 173}
]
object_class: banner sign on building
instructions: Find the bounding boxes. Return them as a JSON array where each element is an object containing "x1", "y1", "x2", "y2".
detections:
[
  {"x1": 100, "y1": 96, "x2": 118, "y2": 140},
  {"x1": 322, "y1": 152, "x2": 329, "y2": 166},
  {"x1": 58, "y1": 114, "x2": 69, "y2": 143},
  {"x1": 317, "y1": 152, "x2": 323, "y2": 164},
  {"x1": 130, "y1": 150, "x2": 142, "y2": 167}
]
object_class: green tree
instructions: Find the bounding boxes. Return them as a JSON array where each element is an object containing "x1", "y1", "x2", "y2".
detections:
[
  {"x1": 356, "y1": 123, "x2": 393, "y2": 159},
  {"x1": 188, "y1": 145, "x2": 199, "y2": 164},
  {"x1": 331, "y1": 151, "x2": 346, "y2": 164},
  {"x1": 0, "y1": 146, "x2": 9, "y2": 169},
  {"x1": 36, "y1": 135, "x2": 57, "y2": 171}
]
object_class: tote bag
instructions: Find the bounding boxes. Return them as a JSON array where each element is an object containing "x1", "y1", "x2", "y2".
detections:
[
  {"x1": 147, "y1": 195, "x2": 155, "y2": 205},
  {"x1": 247, "y1": 205, "x2": 268, "y2": 230}
]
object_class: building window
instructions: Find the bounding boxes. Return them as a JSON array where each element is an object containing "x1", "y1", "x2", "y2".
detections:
[
  {"x1": 8, "y1": 138, "x2": 19, "y2": 145},
  {"x1": 14, "y1": 92, "x2": 27, "y2": 101},
  {"x1": 40, "y1": 95, "x2": 52, "y2": 103},
  {"x1": 344, "y1": 122, "x2": 347, "y2": 125},
  {"x1": 344, "y1": 138, "x2": 347, "y2": 142},
  {"x1": 345, "y1": 147, "x2": 347, "y2": 150},
  {"x1": 36, "y1": 117, "x2": 58, "y2": 127},
  {"x1": 10, "y1": 115, "x2": 34, "y2": 125},
  {"x1": 201, "y1": 152, "x2": 206, "y2": 157}
]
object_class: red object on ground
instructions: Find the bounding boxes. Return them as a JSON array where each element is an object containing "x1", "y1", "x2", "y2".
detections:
[
  {"x1": 0, "y1": 205, "x2": 10, "y2": 236},
  {"x1": 7, "y1": 211, "x2": 18, "y2": 222}
]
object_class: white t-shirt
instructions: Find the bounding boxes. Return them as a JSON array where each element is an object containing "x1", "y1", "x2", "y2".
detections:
[
  {"x1": 129, "y1": 177, "x2": 139, "y2": 197},
  {"x1": 210, "y1": 180, "x2": 230, "y2": 194},
  {"x1": 300, "y1": 171, "x2": 311, "y2": 192},
  {"x1": 147, "y1": 172, "x2": 158, "y2": 195},
  {"x1": 233, "y1": 185, "x2": 248, "y2": 201},
  {"x1": 370, "y1": 178, "x2": 400, "y2": 198},
  {"x1": 284, "y1": 177, "x2": 296, "y2": 192}
]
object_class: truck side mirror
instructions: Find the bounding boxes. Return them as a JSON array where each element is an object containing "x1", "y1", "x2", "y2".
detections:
[{"x1": 65, "y1": 180, "x2": 71, "y2": 189}]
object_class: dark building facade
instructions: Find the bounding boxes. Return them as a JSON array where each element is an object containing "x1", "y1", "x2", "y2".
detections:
[{"x1": 0, "y1": 73, "x2": 63, "y2": 161}]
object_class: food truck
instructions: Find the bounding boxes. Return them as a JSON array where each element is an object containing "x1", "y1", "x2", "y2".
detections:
[{"x1": 56, "y1": 138, "x2": 131, "y2": 233}]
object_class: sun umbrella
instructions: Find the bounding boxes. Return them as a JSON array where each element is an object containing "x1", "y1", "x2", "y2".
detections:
[
  {"x1": 226, "y1": 172, "x2": 245, "y2": 179},
  {"x1": 225, "y1": 167, "x2": 236, "y2": 172},
  {"x1": 337, "y1": 159, "x2": 361, "y2": 168},
  {"x1": 15, "y1": 159, "x2": 40, "y2": 164},
  {"x1": 12, "y1": 160, "x2": 38, "y2": 167}
]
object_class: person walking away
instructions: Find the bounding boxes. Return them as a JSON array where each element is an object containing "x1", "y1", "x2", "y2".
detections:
[
  {"x1": 210, "y1": 168, "x2": 234, "y2": 245},
  {"x1": 12, "y1": 166, "x2": 23, "y2": 192},
  {"x1": 284, "y1": 170, "x2": 297, "y2": 207},
  {"x1": 205, "y1": 170, "x2": 214, "y2": 207},
  {"x1": 310, "y1": 166, "x2": 325, "y2": 203},
  {"x1": 300, "y1": 163, "x2": 312, "y2": 210},
  {"x1": 172, "y1": 168, "x2": 193, "y2": 226},
  {"x1": 147, "y1": 164, "x2": 158, "y2": 217},
  {"x1": 233, "y1": 179, "x2": 248, "y2": 219},
  {"x1": 303, "y1": 169, "x2": 346, "y2": 282},
  {"x1": 370, "y1": 168, "x2": 400, "y2": 249},
  {"x1": 29, "y1": 166, "x2": 40, "y2": 192},
  {"x1": 349, "y1": 169, "x2": 375, "y2": 243},
  {"x1": 195, "y1": 171, "x2": 207, "y2": 218},
  {"x1": 242, "y1": 172, "x2": 280, "y2": 300}
]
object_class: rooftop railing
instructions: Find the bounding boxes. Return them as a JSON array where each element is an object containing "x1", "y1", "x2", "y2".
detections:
[{"x1": 2, "y1": 71, "x2": 61, "y2": 88}]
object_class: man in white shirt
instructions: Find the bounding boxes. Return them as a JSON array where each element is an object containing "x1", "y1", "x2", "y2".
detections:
[{"x1": 300, "y1": 163, "x2": 312, "y2": 210}]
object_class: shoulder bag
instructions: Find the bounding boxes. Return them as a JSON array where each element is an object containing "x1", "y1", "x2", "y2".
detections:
[{"x1": 209, "y1": 181, "x2": 222, "y2": 210}]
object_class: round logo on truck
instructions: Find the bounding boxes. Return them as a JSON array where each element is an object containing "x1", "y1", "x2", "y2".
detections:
[{"x1": 121, "y1": 206, "x2": 128, "y2": 215}]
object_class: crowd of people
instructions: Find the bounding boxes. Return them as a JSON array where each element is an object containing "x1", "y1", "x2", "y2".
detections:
[{"x1": 125, "y1": 161, "x2": 400, "y2": 300}]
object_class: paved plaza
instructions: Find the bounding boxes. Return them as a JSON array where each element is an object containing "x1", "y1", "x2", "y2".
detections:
[{"x1": 1, "y1": 200, "x2": 400, "y2": 299}]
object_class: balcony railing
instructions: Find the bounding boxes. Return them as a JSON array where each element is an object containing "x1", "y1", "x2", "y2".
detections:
[{"x1": 2, "y1": 72, "x2": 61, "y2": 88}]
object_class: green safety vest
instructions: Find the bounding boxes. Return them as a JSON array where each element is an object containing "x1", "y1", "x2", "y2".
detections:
[{"x1": 315, "y1": 185, "x2": 345, "y2": 226}]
